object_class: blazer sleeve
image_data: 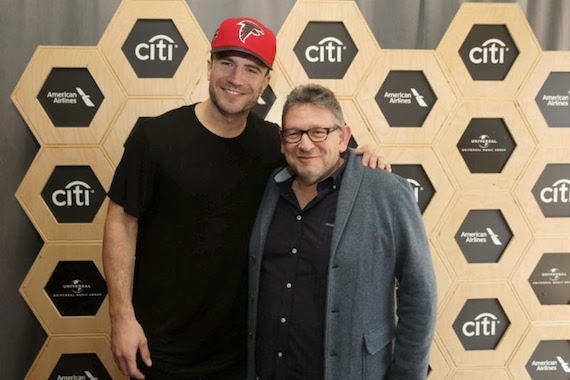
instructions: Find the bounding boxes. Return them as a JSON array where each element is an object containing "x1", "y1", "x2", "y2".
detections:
[{"x1": 387, "y1": 177, "x2": 437, "y2": 380}]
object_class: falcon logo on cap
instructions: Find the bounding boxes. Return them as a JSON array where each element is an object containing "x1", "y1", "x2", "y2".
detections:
[{"x1": 237, "y1": 20, "x2": 264, "y2": 43}]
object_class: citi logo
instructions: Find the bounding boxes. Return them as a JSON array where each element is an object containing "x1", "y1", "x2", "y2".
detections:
[
  {"x1": 135, "y1": 34, "x2": 178, "y2": 61},
  {"x1": 539, "y1": 179, "x2": 570, "y2": 203},
  {"x1": 305, "y1": 37, "x2": 347, "y2": 63},
  {"x1": 406, "y1": 178, "x2": 424, "y2": 203},
  {"x1": 51, "y1": 180, "x2": 95, "y2": 207},
  {"x1": 469, "y1": 38, "x2": 509, "y2": 64},
  {"x1": 462, "y1": 312, "x2": 501, "y2": 337}
]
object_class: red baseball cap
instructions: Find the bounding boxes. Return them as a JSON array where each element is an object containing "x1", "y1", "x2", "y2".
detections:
[{"x1": 211, "y1": 17, "x2": 276, "y2": 70}]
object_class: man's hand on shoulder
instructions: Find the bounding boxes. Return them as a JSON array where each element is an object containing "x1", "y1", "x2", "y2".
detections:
[
  {"x1": 354, "y1": 145, "x2": 392, "y2": 172},
  {"x1": 111, "y1": 315, "x2": 152, "y2": 379}
]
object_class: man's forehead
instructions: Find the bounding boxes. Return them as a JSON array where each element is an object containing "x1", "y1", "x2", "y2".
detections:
[
  {"x1": 283, "y1": 104, "x2": 336, "y2": 127},
  {"x1": 213, "y1": 51, "x2": 265, "y2": 68}
]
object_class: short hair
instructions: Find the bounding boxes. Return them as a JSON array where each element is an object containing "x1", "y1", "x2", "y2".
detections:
[{"x1": 281, "y1": 83, "x2": 346, "y2": 128}]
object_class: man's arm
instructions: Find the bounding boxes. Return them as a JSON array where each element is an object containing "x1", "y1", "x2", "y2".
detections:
[
  {"x1": 389, "y1": 179, "x2": 437, "y2": 379},
  {"x1": 103, "y1": 200, "x2": 151, "y2": 380}
]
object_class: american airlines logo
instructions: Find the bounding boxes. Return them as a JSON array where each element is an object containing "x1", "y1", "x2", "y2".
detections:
[
  {"x1": 459, "y1": 228, "x2": 502, "y2": 245},
  {"x1": 455, "y1": 210, "x2": 512, "y2": 264},
  {"x1": 50, "y1": 353, "x2": 111, "y2": 380},
  {"x1": 527, "y1": 340, "x2": 570, "y2": 378},
  {"x1": 375, "y1": 71, "x2": 437, "y2": 128},
  {"x1": 135, "y1": 34, "x2": 178, "y2": 61},
  {"x1": 37, "y1": 68, "x2": 104, "y2": 127}
]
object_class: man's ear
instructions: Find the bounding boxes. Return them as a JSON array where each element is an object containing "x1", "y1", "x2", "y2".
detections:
[
  {"x1": 338, "y1": 125, "x2": 352, "y2": 153},
  {"x1": 207, "y1": 58, "x2": 212, "y2": 81}
]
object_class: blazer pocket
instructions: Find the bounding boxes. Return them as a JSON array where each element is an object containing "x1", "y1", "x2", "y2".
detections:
[{"x1": 364, "y1": 323, "x2": 393, "y2": 355}]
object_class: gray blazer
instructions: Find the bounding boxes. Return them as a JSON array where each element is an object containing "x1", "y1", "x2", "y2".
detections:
[{"x1": 248, "y1": 149, "x2": 437, "y2": 380}]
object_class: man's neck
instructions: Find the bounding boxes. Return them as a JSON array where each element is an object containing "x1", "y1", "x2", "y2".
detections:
[
  {"x1": 291, "y1": 157, "x2": 345, "y2": 210},
  {"x1": 195, "y1": 99, "x2": 248, "y2": 138}
]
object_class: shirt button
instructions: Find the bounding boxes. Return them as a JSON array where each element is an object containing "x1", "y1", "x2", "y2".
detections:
[
  {"x1": 333, "y1": 185, "x2": 337, "y2": 190},
  {"x1": 280, "y1": 317, "x2": 286, "y2": 323},
  {"x1": 291, "y1": 248, "x2": 297, "y2": 254},
  {"x1": 286, "y1": 283, "x2": 292, "y2": 289},
  {"x1": 296, "y1": 215, "x2": 302, "y2": 221},
  {"x1": 277, "y1": 352, "x2": 283, "y2": 358}
]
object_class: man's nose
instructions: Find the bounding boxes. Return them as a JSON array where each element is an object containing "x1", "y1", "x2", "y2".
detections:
[
  {"x1": 298, "y1": 132, "x2": 315, "y2": 150},
  {"x1": 227, "y1": 67, "x2": 246, "y2": 85}
]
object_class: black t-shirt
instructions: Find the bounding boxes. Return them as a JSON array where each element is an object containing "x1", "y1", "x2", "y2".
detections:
[{"x1": 108, "y1": 104, "x2": 283, "y2": 377}]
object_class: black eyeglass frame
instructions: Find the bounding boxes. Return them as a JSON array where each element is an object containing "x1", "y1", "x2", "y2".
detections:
[{"x1": 280, "y1": 125, "x2": 342, "y2": 144}]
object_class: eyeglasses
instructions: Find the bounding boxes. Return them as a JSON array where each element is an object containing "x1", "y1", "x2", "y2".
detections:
[{"x1": 281, "y1": 126, "x2": 341, "y2": 143}]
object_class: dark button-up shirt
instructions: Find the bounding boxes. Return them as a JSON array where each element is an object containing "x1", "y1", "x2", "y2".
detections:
[{"x1": 255, "y1": 162, "x2": 346, "y2": 380}]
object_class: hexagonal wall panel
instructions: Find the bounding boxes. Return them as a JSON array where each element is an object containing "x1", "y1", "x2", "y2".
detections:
[
  {"x1": 517, "y1": 51, "x2": 570, "y2": 147},
  {"x1": 451, "y1": 368, "x2": 511, "y2": 379},
  {"x1": 436, "y1": 193, "x2": 532, "y2": 281},
  {"x1": 186, "y1": 58, "x2": 293, "y2": 126},
  {"x1": 277, "y1": 0, "x2": 380, "y2": 96},
  {"x1": 429, "y1": 240, "x2": 455, "y2": 312},
  {"x1": 511, "y1": 237, "x2": 570, "y2": 322},
  {"x1": 20, "y1": 244, "x2": 109, "y2": 335},
  {"x1": 356, "y1": 50, "x2": 457, "y2": 145},
  {"x1": 15, "y1": 147, "x2": 113, "y2": 242},
  {"x1": 339, "y1": 99, "x2": 378, "y2": 148},
  {"x1": 508, "y1": 325, "x2": 570, "y2": 380},
  {"x1": 437, "y1": 3, "x2": 540, "y2": 99},
  {"x1": 436, "y1": 100, "x2": 536, "y2": 192},
  {"x1": 428, "y1": 334, "x2": 452, "y2": 380},
  {"x1": 514, "y1": 147, "x2": 570, "y2": 235},
  {"x1": 103, "y1": 98, "x2": 186, "y2": 167},
  {"x1": 377, "y1": 147, "x2": 456, "y2": 236},
  {"x1": 11, "y1": 47, "x2": 125, "y2": 145},
  {"x1": 98, "y1": 0, "x2": 209, "y2": 96},
  {"x1": 436, "y1": 282, "x2": 528, "y2": 367},
  {"x1": 25, "y1": 336, "x2": 124, "y2": 379}
]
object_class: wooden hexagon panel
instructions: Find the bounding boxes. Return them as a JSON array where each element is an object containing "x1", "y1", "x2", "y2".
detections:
[
  {"x1": 98, "y1": 0, "x2": 210, "y2": 96},
  {"x1": 15, "y1": 147, "x2": 113, "y2": 242},
  {"x1": 11, "y1": 47, "x2": 126, "y2": 145},
  {"x1": 277, "y1": 0, "x2": 381, "y2": 97},
  {"x1": 20, "y1": 244, "x2": 109, "y2": 335},
  {"x1": 437, "y1": 2, "x2": 541, "y2": 99}
]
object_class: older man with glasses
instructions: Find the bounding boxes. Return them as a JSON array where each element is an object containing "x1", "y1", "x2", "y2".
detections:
[{"x1": 248, "y1": 83, "x2": 437, "y2": 380}]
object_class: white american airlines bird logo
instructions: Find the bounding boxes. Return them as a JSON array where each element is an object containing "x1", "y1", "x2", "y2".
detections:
[{"x1": 237, "y1": 20, "x2": 264, "y2": 43}]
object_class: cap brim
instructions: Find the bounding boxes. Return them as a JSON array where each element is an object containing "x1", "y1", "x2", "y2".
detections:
[{"x1": 211, "y1": 46, "x2": 273, "y2": 70}]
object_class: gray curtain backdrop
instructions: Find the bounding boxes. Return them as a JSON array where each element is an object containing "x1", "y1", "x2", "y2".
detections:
[{"x1": 1, "y1": 0, "x2": 568, "y2": 378}]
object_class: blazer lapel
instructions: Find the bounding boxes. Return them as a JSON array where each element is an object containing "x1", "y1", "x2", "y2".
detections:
[{"x1": 330, "y1": 150, "x2": 363, "y2": 259}]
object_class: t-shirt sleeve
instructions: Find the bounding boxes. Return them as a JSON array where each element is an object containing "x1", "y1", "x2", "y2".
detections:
[{"x1": 107, "y1": 123, "x2": 156, "y2": 219}]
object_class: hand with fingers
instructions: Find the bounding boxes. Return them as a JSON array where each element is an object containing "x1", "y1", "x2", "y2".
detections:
[{"x1": 111, "y1": 316, "x2": 152, "y2": 380}]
